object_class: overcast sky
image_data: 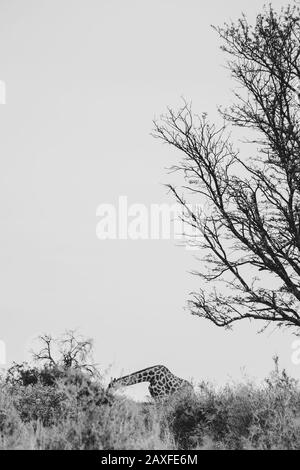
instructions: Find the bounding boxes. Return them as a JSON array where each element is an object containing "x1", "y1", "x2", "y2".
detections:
[{"x1": 0, "y1": 0, "x2": 299, "y2": 400}]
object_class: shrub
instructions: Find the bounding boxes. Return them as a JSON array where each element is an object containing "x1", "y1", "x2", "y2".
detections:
[
  {"x1": 162, "y1": 365, "x2": 300, "y2": 450},
  {"x1": 0, "y1": 355, "x2": 299, "y2": 449}
]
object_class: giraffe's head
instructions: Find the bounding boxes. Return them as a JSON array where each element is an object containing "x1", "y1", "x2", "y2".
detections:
[{"x1": 107, "y1": 378, "x2": 121, "y2": 393}]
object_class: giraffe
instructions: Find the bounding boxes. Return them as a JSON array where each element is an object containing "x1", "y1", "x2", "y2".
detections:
[{"x1": 107, "y1": 365, "x2": 193, "y2": 399}]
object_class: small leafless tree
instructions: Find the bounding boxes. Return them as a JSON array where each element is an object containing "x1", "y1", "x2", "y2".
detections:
[
  {"x1": 32, "y1": 331, "x2": 98, "y2": 376},
  {"x1": 153, "y1": 4, "x2": 300, "y2": 332}
]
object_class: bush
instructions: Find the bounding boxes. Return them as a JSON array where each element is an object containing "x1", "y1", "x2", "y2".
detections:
[
  {"x1": 0, "y1": 357, "x2": 299, "y2": 449},
  {"x1": 0, "y1": 383, "x2": 22, "y2": 436},
  {"x1": 162, "y1": 366, "x2": 300, "y2": 450}
]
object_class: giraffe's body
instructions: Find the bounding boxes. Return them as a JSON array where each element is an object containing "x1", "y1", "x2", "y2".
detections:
[{"x1": 108, "y1": 365, "x2": 193, "y2": 399}]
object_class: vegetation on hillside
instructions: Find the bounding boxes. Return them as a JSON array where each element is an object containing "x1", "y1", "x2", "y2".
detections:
[{"x1": 0, "y1": 334, "x2": 299, "y2": 450}]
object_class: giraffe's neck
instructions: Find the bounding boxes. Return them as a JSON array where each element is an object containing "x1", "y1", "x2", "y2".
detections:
[{"x1": 115, "y1": 365, "x2": 165, "y2": 386}]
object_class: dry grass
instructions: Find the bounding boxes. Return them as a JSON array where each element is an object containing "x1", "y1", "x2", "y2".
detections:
[{"x1": 0, "y1": 361, "x2": 299, "y2": 450}]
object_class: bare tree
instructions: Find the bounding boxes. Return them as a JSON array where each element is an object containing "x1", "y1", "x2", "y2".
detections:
[
  {"x1": 153, "y1": 4, "x2": 300, "y2": 332},
  {"x1": 32, "y1": 331, "x2": 99, "y2": 376}
]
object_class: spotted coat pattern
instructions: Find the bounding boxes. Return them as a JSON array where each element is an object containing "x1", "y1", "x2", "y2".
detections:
[{"x1": 108, "y1": 365, "x2": 193, "y2": 399}]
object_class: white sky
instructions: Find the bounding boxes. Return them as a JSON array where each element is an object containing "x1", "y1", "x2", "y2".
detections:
[{"x1": 0, "y1": 0, "x2": 299, "y2": 401}]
